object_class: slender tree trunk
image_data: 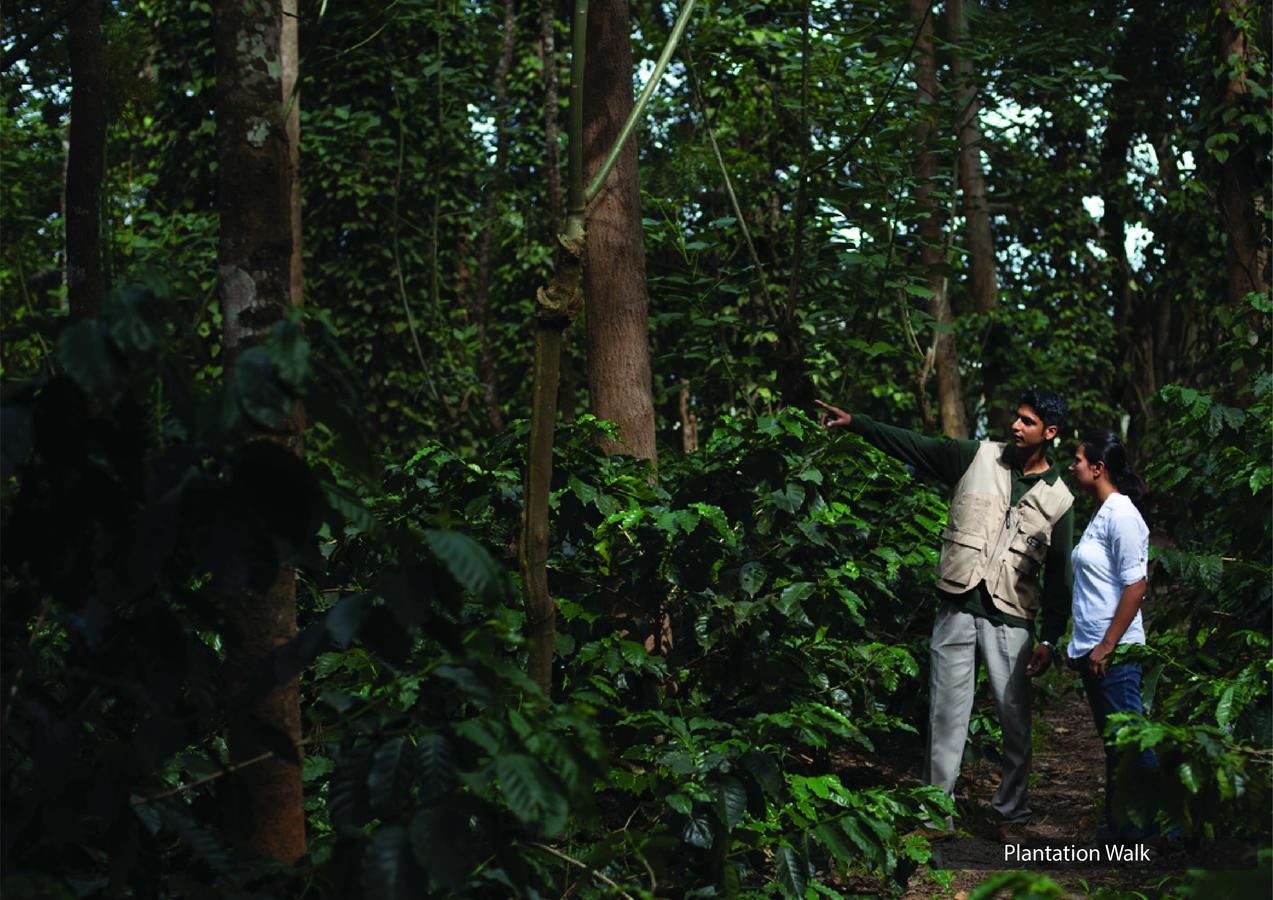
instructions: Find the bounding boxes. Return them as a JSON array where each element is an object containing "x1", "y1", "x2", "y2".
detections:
[
  {"x1": 540, "y1": 1, "x2": 563, "y2": 228},
  {"x1": 520, "y1": 0, "x2": 696, "y2": 691},
  {"x1": 213, "y1": 0, "x2": 306, "y2": 864},
  {"x1": 473, "y1": 0, "x2": 519, "y2": 431},
  {"x1": 776, "y1": 0, "x2": 812, "y2": 411},
  {"x1": 948, "y1": 0, "x2": 1005, "y2": 436},
  {"x1": 521, "y1": 0, "x2": 589, "y2": 694},
  {"x1": 66, "y1": 0, "x2": 106, "y2": 319},
  {"x1": 1100, "y1": 5, "x2": 1157, "y2": 455},
  {"x1": 911, "y1": 0, "x2": 967, "y2": 438},
  {"x1": 542, "y1": 0, "x2": 576, "y2": 422},
  {"x1": 679, "y1": 382, "x2": 698, "y2": 452},
  {"x1": 284, "y1": 0, "x2": 302, "y2": 330},
  {"x1": 583, "y1": 0, "x2": 657, "y2": 462},
  {"x1": 1218, "y1": 0, "x2": 1269, "y2": 309}
]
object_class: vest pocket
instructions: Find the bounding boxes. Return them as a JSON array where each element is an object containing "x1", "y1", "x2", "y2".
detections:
[
  {"x1": 1007, "y1": 531, "x2": 1047, "y2": 574},
  {"x1": 939, "y1": 529, "x2": 987, "y2": 589},
  {"x1": 948, "y1": 493, "x2": 994, "y2": 533}
]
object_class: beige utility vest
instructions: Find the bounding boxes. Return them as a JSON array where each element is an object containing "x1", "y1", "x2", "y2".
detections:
[{"x1": 937, "y1": 442, "x2": 1074, "y2": 619}]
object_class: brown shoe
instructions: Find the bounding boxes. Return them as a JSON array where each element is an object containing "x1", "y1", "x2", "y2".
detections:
[{"x1": 997, "y1": 822, "x2": 1033, "y2": 843}]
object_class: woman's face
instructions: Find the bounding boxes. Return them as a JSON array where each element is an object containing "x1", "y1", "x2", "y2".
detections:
[{"x1": 1069, "y1": 445, "x2": 1102, "y2": 491}]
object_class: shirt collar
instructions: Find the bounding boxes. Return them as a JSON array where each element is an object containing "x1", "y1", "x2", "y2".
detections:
[{"x1": 1000, "y1": 444, "x2": 1060, "y2": 484}]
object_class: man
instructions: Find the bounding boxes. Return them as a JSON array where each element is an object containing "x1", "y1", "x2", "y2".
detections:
[{"x1": 815, "y1": 390, "x2": 1073, "y2": 839}]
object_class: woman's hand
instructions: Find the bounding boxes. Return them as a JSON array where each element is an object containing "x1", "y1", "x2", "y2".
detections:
[{"x1": 1088, "y1": 640, "x2": 1115, "y2": 677}]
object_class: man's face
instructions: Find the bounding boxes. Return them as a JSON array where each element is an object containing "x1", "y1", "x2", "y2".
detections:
[{"x1": 1010, "y1": 405, "x2": 1056, "y2": 450}]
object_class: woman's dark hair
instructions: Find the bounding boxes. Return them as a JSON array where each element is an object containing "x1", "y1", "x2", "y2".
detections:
[{"x1": 1079, "y1": 429, "x2": 1146, "y2": 503}]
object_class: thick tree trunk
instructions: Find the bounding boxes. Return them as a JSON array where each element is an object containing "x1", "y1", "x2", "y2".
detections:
[
  {"x1": 213, "y1": 0, "x2": 306, "y2": 864},
  {"x1": 911, "y1": 0, "x2": 967, "y2": 438},
  {"x1": 473, "y1": 0, "x2": 518, "y2": 432},
  {"x1": 66, "y1": 0, "x2": 106, "y2": 319},
  {"x1": 1218, "y1": 0, "x2": 1269, "y2": 309},
  {"x1": 583, "y1": 0, "x2": 657, "y2": 462},
  {"x1": 947, "y1": 0, "x2": 1006, "y2": 436}
]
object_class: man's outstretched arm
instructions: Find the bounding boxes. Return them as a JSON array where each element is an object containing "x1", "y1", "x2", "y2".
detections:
[{"x1": 815, "y1": 399, "x2": 978, "y2": 488}]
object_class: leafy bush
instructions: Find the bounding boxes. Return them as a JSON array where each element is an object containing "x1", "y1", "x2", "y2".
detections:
[
  {"x1": 2, "y1": 288, "x2": 958, "y2": 897},
  {"x1": 1098, "y1": 300, "x2": 1272, "y2": 842},
  {"x1": 376, "y1": 407, "x2": 956, "y2": 893}
]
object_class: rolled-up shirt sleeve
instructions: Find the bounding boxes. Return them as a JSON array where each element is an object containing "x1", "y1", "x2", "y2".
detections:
[{"x1": 1110, "y1": 509, "x2": 1150, "y2": 587}]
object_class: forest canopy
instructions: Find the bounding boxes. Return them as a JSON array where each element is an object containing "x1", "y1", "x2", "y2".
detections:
[{"x1": 1, "y1": 0, "x2": 1270, "y2": 897}]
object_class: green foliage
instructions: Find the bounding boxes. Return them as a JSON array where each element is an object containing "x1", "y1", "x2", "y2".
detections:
[
  {"x1": 378, "y1": 406, "x2": 954, "y2": 892},
  {"x1": 4, "y1": 0, "x2": 1271, "y2": 893},
  {"x1": 1092, "y1": 323, "x2": 1273, "y2": 841},
  {"x1": 968, "y1": 870, "x2": 1069, "y2": 899}
]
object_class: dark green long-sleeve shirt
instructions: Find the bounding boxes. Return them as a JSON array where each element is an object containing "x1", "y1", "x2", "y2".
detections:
[{"x1": 850, "y1": 414, "x2": 1073, "y2": 644}]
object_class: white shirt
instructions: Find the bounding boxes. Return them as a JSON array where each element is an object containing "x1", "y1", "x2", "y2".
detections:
[{"x1": 1068, "y1": 492, "x2": 1149, "y2": 658}]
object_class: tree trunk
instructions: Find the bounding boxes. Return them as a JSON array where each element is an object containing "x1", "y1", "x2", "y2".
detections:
[
  {"x1": 947, "y1": 0, "x2": 1006, "y2": 436},
  {"x1": 776, "y1": 0, "x2": 812, "y2": 411},
  {"x1": 520, "y1": 0, "x2": 590, "y2": 695},
  {"x1": 911, "y1": 0, "x2": 967, "y2": 438},
  {"x1": 66, "y1": 0, "x2": 106, "y2": 319},
  {"x1": 583, "y1": 0, "x2": 657, "y2": 462},
  {"x1": 213, "y1": 0, "x2": 306, "y2": 864},
  {"x1": 284, "y1": 0, "x2": 302, "y2": 330},
  {"x1": 473, "y1": 0, "x2": 519, "y2": 432},
  {"x1": 1218, "y1": 0, "x2": 1269, "y2": 309},
  {"x1": 543, "y1": 0, "x2": 577, "y2": 423},
  {"x1": 1100, "y1": 5, "x2": 1155, "y2": 456}
]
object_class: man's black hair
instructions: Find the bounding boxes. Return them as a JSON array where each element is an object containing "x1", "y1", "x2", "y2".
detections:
[{"x1": 1018, "y1": 387, "x2": 1067, "y2": 430}]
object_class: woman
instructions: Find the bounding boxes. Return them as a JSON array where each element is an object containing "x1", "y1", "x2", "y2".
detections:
[{"x1": 1066, "y1": 429, "x2": 1157, "y2": 840}]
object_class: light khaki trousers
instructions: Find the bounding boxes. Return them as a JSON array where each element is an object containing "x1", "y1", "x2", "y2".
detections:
[{"x1": 923, "y1": 599, "x2": 1034, "y2": 825}]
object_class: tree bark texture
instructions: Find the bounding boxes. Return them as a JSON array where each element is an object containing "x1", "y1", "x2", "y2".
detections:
[
  {"x1": 1218, "y1": 0, "x2": 1269, "y2": 309},
  {"x1": 543, "y1": 0, "x2": 578, "y2": 422},
  {"x1": 473, "y1": 0, "x2": 518, "y2": 432},
  {"x1": 583, "y1": 0, "x2": 657, "y2": 462},
  {"x1": 911, "y1": 0, "x2": 967, "y2": 438},
  {"x1": 519, "y1": 0, "x2": 590, "y2": 695},
  {"x1": 213, "y1": 0, "x2": 306, "y2": 864},
  {"x1": 1101, "y1": 4, "x2": 1160, "y2": 455},
  {"x1": 66, "y1": 0, "x2": 106, "y2": 319},
  {"x1": 284, "y1": 0, "x2": 303, "y2": 322},
  {"x1": 776, "y1": 0, "x2": 812, "y2": 411},
  {"x1": 947, "y1": 0, "x2": 1007, "y2": 436}
]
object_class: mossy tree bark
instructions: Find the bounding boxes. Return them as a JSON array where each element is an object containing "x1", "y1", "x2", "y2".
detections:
[{"x1": 213, "y1": 0, "x2": 306, "y2": 864}]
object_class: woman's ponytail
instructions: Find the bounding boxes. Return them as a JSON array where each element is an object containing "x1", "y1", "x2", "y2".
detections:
[{"x1": 1079, "y1": 430, "x2": 1146, "y2": 504}]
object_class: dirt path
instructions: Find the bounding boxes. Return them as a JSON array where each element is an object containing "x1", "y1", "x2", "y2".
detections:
[{"x1": 900, "y1": 678, "x2": 1163, "y2": 898}]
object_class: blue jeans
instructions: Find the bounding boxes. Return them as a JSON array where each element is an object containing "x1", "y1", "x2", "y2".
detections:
[{"x1": 1079, "y1": 661, "x2": 1158, "y2": 837}]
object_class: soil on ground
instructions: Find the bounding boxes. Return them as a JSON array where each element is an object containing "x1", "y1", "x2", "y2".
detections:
[{"x1": 830, "y1": 673, "x2": 1257, "y2": 898}]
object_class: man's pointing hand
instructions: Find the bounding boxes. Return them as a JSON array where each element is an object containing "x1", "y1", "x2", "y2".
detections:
[{"x1": 815, "y1": 399, "x2": 852, "y2": 429}]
